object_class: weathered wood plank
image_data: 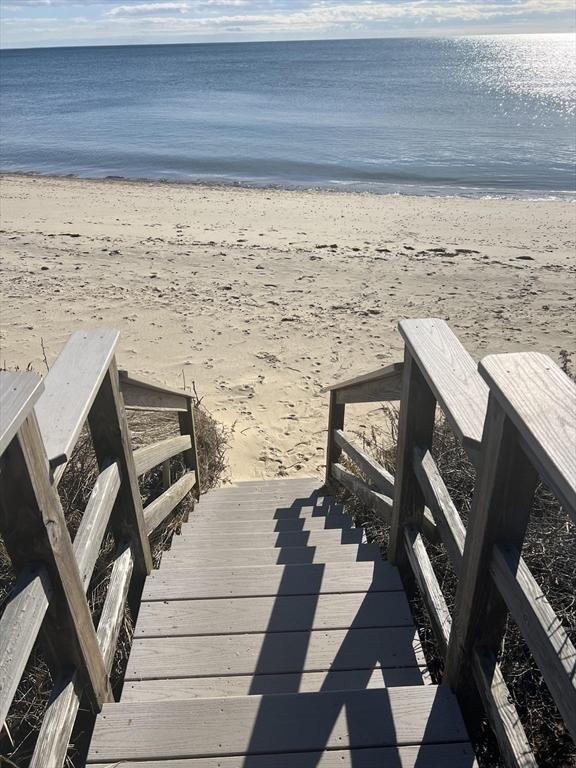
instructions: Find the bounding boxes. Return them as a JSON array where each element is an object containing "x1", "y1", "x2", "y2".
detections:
[
  {"x1": 90, "y1": 743, "x2": 478, "y2": 768},
  {"x1": 73, "y1": 462, "x2": 121, "y2": 591},
  {"x1": 162, "y1": 459, "x2": 171, "y2": 490},
  {"x1": 332, "y1": 462, "x2": 393, "y2": 519},
  {"x1": 404, "y1": 525, "x2": 452, "y2": 654},
  {"x1": 29, "y1": 671, "x2": 82, "y2": 768},
  {"x1": 87, "y1": 686, "x2": 469, "y2": 762},
  {"x1": 333, "y1": 461, "x2": 439, "y2": 543},
  {"x1": 34, "y1": 329, "x2": 119, "y2": 469},
  {"x1": 88, "y1": 360, "x2": 152, "y2": 576},
  {"x1": 334, "y1": 365, "x2": 403, "y2": 405},
  {"x1": 163, "y1": 542, "x2": 380, "y2": 567},
  {"x1": 126, "y1": 626, "x2": 423, "y2": 680},
  {"x1": 413, "y1": 447, "x2": 466, "y2": 574},
  {"x1": 491, "y1": 542, "x2": 576, "y2": 741},
  {"x1": 480, "y1": 352, "x2": 576, "y2": 519},
  {"x1": 207, "y1": 477, "x2": 320, "y2": 491},
  {"x1": 0, "y1": 412, "x2": 112, "y2": 709},
  {"x1": 96, "y1": 543, "x2": 134, "y2": 673},
  {"x1": 334, "y1": 430, "x2": 395, "y2": 496},
  {"x1": 0, "y1": 565, "x2": 52, "y2": 728},
  {"x1": 133, "y1": 435, "x2": 191, "y2": 476},
  {"x1": 118, "y1": 371, "x2": 189, "y2": 412},
  {"x1": 322, "y1": 362, "x2": 403, "y2": 393},
  {"x1": 399, "y1": 318, "x2": 488, "y2": 460},
  {"x1": 186, "y1": 513, "x2": 352, "y2": 534},
  {"x1": 472, "y1": 647, "x2": 537, "y2": 768},
  {"x1": 135, "y1": 591, "x2": 413, "y2": 638},
  {"x1": 143, "y1": 561, "x2": 402, "y2": 600},
  {"x1": 193, "y1": 502, "x2": 344, "y2": 521},
  {"x1": 334, "y1": 371, "x2": 404, "y2": 405},
  {"x1": 174, "y1": 528, "x2": 364, "y2": 549},
  {"x1": 144, "y1": 471, "x2": 195, "y2": 535},
  {"x1": 388, "y1": 350, "x2": 437, "y2": 564},
  {"x1": 122, "y1": 667, "x2": 424, "y2": 702},
  {"x1": 0, "y1": 371, "x2": 44, "y2": 455},
  {"x1": 179, "y1": 396, "x2": 201, "y2": 495}
]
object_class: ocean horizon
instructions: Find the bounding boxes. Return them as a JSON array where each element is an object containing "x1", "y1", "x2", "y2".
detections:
[{"x1": 1, "y1": 35, "x2": 574, "y2": 198}]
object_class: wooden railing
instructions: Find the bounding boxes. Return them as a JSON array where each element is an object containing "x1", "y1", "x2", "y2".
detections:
[
  {"x1": 0, "y1": 329, "x2": 200, "y2": 767},
  {"x1": 324, "y1": 318, "x2": 576, "y2": 768}
]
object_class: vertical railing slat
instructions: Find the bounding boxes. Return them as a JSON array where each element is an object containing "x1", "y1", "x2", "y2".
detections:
[
  {"x1": 388, "y1": 350, "x2": 436, "y2": 565},
  {"x1": 325, "y1": 391, "x2": 345, "y2": 492},
  {"x1": 179, "y1": 396, "x2": 201, "y2": 498},
  {"x1": 88, "y1": 358, "x2": 152, "y2": 577}
]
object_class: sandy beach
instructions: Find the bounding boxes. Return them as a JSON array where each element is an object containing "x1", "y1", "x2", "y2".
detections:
[{"x1": 0, "y1": 173, "x2": 574, "y2": 480}]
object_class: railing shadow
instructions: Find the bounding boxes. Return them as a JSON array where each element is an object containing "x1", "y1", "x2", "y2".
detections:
[{"x1": 238, "y1": 486, "x2": 464, "y2": 766}]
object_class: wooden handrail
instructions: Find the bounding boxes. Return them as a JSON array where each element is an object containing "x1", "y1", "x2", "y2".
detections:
[
  {"x1": 134, "y1": 435, "x2": 192, "y2": 476},
  {"x1": 35, "y1": 329, "x2": 119, "y2": 474},
  {"x1": 119, "y1": 370, "x2": 190, "y2": 412},
  {"x1": 0, "y1": 332, "x2": 200, "y2": 766},
  {"x1": 322, "y1": 362, "x2": 404, "y2": 404},
  {"x1": 479, "y1": 352, "x2": 576, "y2": 520},
  {"x1": 324, "y1": 319, "x2": 575, "y2": 767},
  {"x1": 0, "y1": 565, "x2": 52, "y2": 728},
  {"x1": 0, "y1": 371, "x2": 44, "y2": 454},
  {"x1": 144, "y1": 471, "x2": 196, "y2": 535},
  {"x1": 399, "y1": 318, "x2": 488, "y2": 463}
]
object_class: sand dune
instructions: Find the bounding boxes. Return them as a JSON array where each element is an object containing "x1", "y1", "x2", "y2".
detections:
[{"x1": 1, "y1": 174, "x2": 574, "y2": 479}]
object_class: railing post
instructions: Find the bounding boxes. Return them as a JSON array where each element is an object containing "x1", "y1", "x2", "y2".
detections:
[
  {"x1": 179, "y1": 395, "x2": 201, "y2": 498},
  {"x1": 445, "y1": 391, "x2": 538, "y2": 696},
  {"x1": 88, "y1": 358, "x2": 152, "y2": 577},
  {"x1": 388, "y1": 350, "x2": 436, "y2": 564},
  {"x1": 325, "y1": 390, "x2": 345, "y2": 492},
  {"x1": 0, "y1": 410, "x2": 112, "y2": 711}
]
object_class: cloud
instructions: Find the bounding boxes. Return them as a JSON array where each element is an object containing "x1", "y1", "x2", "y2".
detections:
[
  {"x1": 2, "y1": 0, "x2": 575, "y2": 46},
  {"x1": 106, "y1": 2, "x2": 188, "y2": 15},
  {"x1": 102, "y1": 0, "x2": 576, "y2": 26}
]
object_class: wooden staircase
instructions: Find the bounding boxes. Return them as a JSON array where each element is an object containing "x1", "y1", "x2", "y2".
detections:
[
  {"x1": 87, "y1": 477, "x2": 477, "y2": 767},
  {"x1": 2, "y1": 319, "x2": 574, "y2": 768}
]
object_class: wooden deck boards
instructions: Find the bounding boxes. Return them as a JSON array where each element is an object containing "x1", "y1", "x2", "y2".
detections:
[
  {"x1": 87, "y1": 478, "x2": 475, "y2": 766},
  {"x1": 142, "y1": 561, "x2": 401, "y2": 600},
  {"x1": 162, "y1": 542, "x2": 380, "y2": 567},
  {"x1": 90, "y1": 743, "x2": 478, "y2": 768},
  {"x1": 126, "y1": 627, "x2": 423, "y2": 679},
  {"x1": 122, "y1": 667, "x2": 426, "y2": 702},
  {"x1": 173, "y1": 528, "x2": 365, "y2": 548},
  {"x1": 135, "y1": 591, "x2": 413, "y2": 637},
  {"x1": 88, "y1": 686, "x2": 469, "y2": 762}
]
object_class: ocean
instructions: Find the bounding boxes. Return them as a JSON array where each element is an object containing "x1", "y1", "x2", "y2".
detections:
[{"x1": 0, "y1": 35, "x2": 574, "y2": 197}]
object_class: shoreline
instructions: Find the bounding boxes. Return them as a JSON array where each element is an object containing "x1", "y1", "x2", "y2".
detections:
[
  {"x1": 1, "y1": 170, "x2": 574, "y2": 203},
  {"x1": 1, "y1": 173, "x2": 574, "y2": 480}
]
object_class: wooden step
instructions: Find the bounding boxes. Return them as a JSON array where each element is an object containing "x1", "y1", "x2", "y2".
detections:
[
  {"x1": 142, "y1": 561, "x2": 401, "y2": 600},
  {"x1": 126, "y1": 626, "x2": 423, "y2": 680},
  {"x1": 135, "y1": 591, "x2": 413, "y2": 638},
  {"x1": 90, "y1": 742, "x2": 478, "y2": 767},
  {"x1": 185, "y1": 513, "x2": 352, "y2": 534},
  {"x1": 173, "y1": 528, "x2": 364, "y2": 549},
  {"x1": 87, "y1": 686, "x2": 470, "y2": 763},
  {"x1": 194, "y1": 502, "x2": 344, "y2": 520},
  {"x1": 122, "y1": 667, "x2": 426, "y2": 703},
  {"x1": 162, "y1": 542, "x2": 380, "y2": 567}
]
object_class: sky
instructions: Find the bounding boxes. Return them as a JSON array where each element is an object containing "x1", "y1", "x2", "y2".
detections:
[{"x1": 1, "y1": 0, "x2": 575, "y2": 49}]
